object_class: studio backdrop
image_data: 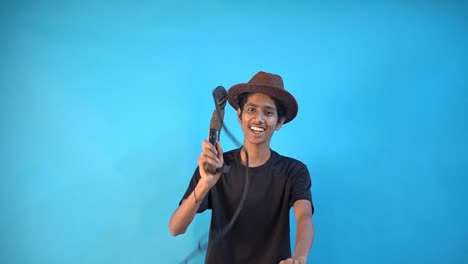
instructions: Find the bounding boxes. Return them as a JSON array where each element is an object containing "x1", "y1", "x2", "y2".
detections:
[{"x1": 1, "y1": 1, "x2": 467, "y2": 263}]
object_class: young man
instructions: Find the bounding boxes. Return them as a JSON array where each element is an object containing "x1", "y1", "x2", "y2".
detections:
[{"x1": 169, "y1": 71, "x2": 314, "y2": 264}]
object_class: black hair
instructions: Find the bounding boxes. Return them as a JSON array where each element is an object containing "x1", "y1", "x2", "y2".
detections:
[{"x1": 237, "y1": 92, "x2": 287, "y2": 124}]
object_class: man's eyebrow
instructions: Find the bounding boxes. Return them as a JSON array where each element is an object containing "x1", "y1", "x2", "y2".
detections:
[
  {"x1": 245, "y1": 103, "x2": 259, "y2": 108},
  {"x1": 245, "y1": 103, "x2": 276, "y2": 111},
  {"x1": 263, "y1": 105, "x2": 276, "y2": 111}
]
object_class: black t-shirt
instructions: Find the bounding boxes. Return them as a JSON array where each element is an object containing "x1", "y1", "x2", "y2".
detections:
[{"x1": 180, "y1": 148, "x2": 314, "y2": 264}]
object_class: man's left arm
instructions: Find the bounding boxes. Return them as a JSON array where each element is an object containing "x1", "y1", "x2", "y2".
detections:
[{"x1": 279, "y1": 199, "x2": 314, "y2": 264}]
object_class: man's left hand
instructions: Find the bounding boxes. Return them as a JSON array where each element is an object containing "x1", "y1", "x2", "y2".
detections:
[{"x1": 279, "y1": 256, "x2": 307, "y2": 264}]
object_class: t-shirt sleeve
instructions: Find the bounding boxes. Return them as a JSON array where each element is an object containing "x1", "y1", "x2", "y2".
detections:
[
  {"x1": 289, "y1": 162, "x2": 314, "y2": 214},
  {"x1": 179, "y1": 166, "x2": 210, "y2": 213}
]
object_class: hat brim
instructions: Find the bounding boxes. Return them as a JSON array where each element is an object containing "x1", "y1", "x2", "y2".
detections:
[{"x1": 227, "y1": 83, "x2": 298, "y2": 124}]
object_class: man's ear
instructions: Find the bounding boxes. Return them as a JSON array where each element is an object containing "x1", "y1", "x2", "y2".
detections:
[
  {"x1": 237, "y1": 108, "x2": 242, "y2": 124},
  {"x1": 275, "y1": 117, "x2": 286, "y2": 131}
]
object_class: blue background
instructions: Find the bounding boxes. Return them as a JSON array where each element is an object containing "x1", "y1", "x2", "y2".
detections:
[{"x1": 1, "y1": 1, "x2": 467, "y2": 263}]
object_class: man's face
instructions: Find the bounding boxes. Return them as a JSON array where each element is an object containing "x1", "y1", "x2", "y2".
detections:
[{"x1": 237, "y1": 93, "x2": 285, "y2": 147}]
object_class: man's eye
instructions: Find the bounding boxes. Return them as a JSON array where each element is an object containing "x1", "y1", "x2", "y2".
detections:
[
  {"x1": 265, "y1": 111, "x2": 273, "y2": 116},
  {"x1": 248, "y1": 108, "x2": 255, "y2": 112}
]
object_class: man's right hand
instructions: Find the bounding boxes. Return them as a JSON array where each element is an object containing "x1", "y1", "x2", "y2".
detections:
[{"x1": 197, "y1": 140, "x2": 224, "y2": 190}]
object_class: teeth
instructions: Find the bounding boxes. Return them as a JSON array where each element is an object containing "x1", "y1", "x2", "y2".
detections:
[{"x1": 250, "y1": 126, "x2": 265, "y2": 132}]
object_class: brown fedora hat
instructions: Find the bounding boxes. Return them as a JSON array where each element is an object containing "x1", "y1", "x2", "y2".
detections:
[{"x1": 227, "y1": 71, "x2": 298, "y2": 123}]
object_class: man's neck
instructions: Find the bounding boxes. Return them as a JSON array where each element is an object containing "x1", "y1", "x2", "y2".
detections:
[{"x1": 240, "y1": 142, "x2": 271, "y2": 167}]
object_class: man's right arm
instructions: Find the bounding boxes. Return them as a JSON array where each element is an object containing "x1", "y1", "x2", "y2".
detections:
[
  {"x1": 168, "y1": 179, "x2": 210, "y2": 236},
  {"x1": 168, "y1": 140, "x2": 224, "y2": 236}
]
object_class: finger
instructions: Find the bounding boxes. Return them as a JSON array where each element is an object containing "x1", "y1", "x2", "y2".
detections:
[
  {"x1": 200, "y1": 142, "x2": 220, "y2": 162},
  {"x1": 202, "y1": 140, "x2": 218, "y2": 155},
  {"x1": 199, "y1": 153, "x2": 220, "y2": 169},
  {"x1": 200, "y1": 150, "x2": 221, "y2": 164},
  {"x1": 198, "y1": 149, "x2": 223, "y2": 174},
  {"x1": 198, "y1": 160, "x2": 216, "y2": 178},
  {"x1": 215, "y1": 141, "x2": 224, "y2": 160}
]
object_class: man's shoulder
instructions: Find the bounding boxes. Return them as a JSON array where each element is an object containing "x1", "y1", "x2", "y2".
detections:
[
  {"x1": 271, "y1": 150, "x2": 309, "y2": 173},
  {"x1": 273, "y1": 150, "x2": 306, "y2": 165}
]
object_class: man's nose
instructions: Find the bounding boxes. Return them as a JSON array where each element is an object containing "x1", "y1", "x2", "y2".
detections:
[{"x1": 253, "y1": 111, "x2": 265, "y2": 121}]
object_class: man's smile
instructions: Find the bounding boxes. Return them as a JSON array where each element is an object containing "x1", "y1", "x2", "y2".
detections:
[{"x1": 249, "y1": 125, "x2": 265, "y2": 133}]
